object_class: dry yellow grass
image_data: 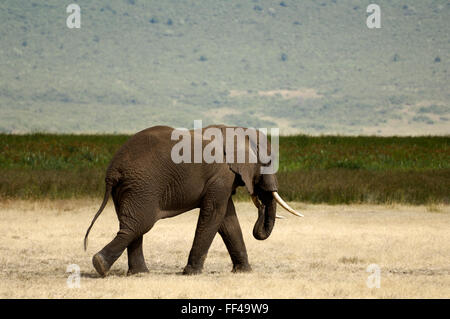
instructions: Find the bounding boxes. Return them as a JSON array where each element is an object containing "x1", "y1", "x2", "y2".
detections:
[{"x1": 0, "y1": 200, "x2": 449, "y2": 298}]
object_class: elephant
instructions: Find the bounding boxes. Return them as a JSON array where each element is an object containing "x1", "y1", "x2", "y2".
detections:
[{"x1": 84, "y1": 125, "x2": 302, "y2": 277}]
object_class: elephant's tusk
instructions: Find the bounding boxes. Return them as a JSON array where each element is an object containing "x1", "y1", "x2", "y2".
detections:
[
  {"x1": 276, "y1": 214, "x2": 286, "y2": 219},
  {"x1": 272, "y1": 192, "x2": 304, "y2": 217}
]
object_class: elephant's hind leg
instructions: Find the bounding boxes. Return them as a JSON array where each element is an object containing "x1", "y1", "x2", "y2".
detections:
[
  {"x1": 93, "y1": 228, "x2": 137, "y2": 277},
  {"x1": 127, "y1": 235, "x2": 149, "y2": 275},
  {"x1": 93, "y1": 197, "x2": 156, "y2": 277}
]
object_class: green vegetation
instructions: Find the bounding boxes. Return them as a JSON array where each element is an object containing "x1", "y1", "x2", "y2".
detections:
[
  {"x1": 278, "y1": 135, "x2": 450, "y2": 171},
  {"x1": 1, "y1": 134, "x2": 448, "y2": 204}
]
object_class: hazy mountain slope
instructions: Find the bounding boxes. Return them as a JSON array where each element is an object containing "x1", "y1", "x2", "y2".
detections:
[{"x1": 0, "y1": 0, "x2": 449, "y2": 134}]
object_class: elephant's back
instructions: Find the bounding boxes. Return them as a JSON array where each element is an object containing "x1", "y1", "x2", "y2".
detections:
[
  {"x1": 107, "y1": 125, "x2": 198, "y2": 191},
  {"x1": 106, "y1": 125, "x2": 208, "y2": 209},
  {"x1": 109, "y1": 125, "x2": 175, "y2": 169}
]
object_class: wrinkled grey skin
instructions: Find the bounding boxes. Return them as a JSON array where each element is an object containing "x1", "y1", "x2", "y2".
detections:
[{"x1": 84, "y1": 125, "x2": 278, "y2": 276}]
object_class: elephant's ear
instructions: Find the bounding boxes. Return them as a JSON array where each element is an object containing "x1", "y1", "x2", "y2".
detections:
[{"x1": 220, "y1": 126, "x2": 259, "y2": 195}]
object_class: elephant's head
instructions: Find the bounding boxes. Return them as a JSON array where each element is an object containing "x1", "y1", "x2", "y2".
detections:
[{"x1": 219, "y1": 126, "x2": 303, "y2": 240}]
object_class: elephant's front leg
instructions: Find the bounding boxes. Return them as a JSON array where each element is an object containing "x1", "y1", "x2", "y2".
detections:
[
  {"x1": 127, "y1": 235, "x2": 149, "y2": 275},
  {"x1": 183, "y1": 198, "x2": 228, "y2": 275},
  {"x1": 218, "y1": 198, "x2": 251, "y2": 273}
]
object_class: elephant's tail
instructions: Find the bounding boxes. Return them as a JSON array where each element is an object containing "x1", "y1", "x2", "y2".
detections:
[{"x1": 83, "y1": 183, "x2": 112, "y2": 251}]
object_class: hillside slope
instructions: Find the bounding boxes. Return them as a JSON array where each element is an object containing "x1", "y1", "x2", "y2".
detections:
[{"x1": 0, "y1": 0, "x2": 449, "y2": 134}]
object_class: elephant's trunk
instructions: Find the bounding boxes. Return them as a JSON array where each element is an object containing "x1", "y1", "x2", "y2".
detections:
[{"x1": 252, "y1": 194, "x2": 276, "y2": 240}]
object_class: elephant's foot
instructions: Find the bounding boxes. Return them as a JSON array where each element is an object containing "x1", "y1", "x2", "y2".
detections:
[
  {"x1": 232, "y1": 263, "x2": 252, "y2": 273},
  {"x1": 92, "y1": 252, "x2": 113, "y2": 277},
  {"x1": 127, "y1": 264, "x2": 149, "y2": 276},
  {"x1": 182, "y1": 264, "x2": 203, "y2": 275}
]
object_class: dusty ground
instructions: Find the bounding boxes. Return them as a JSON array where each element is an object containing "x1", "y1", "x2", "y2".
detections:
[{"x1": 0, "y1": 200, "x2": 449, "y2": 298}]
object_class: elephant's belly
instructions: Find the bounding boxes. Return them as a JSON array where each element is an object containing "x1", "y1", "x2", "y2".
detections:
[
  {"x1": 157, "y1": 173, "x2": 207, "y2": 213},
  {"x1": 158, "y1": 206, "x2": 199, "y2": 219}
]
